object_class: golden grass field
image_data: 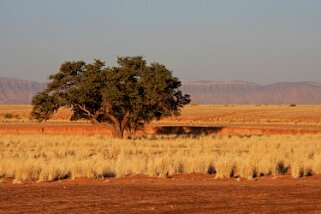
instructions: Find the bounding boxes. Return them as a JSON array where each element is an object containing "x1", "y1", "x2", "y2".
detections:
[
  {"x1": 1, "y1": 104, "x2": 321, "y2": 183},
  {"x1": 1, "y1": 134, "x2": 321, "y2": 183}
]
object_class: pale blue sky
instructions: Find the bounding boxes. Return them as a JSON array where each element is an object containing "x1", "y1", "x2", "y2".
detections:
[{"x1": 1, "y1": 0, "x2": 320, "y2": 84}]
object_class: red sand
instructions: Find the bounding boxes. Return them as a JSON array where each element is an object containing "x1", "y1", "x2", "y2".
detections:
[
  {"x1": 1, "y1": 123, "x2": 320, "y2": 136},
  {"x1": 1, "y1": 174, "x2": 321, "y2": 213}
]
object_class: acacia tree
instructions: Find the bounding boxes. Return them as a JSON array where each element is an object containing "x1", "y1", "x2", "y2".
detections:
[{"x1": 31, "y1": 56, "x2": 191, "y2": 138}]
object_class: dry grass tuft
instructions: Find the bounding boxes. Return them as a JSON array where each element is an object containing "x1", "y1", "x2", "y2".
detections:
[{"x1": 1, "y1": 134, "x2": 321, "y2": 183}]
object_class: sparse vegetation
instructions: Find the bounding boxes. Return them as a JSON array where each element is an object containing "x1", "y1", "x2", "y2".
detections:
[
  {"x1": 1, "y1": 134, "x2": 321, "y2": 183},
  {"x1": 1, "y1": 104, "x2": 321, "y2": 183},
  {"x1": 31, "y1": 56, "x2": 190, "y2": 138},
  {"x1": 3, "y1": 113, "x2": 20, "y2": 119},
  {"x1": 1, "y1": 105, "x2": 321, "y2": 130}
]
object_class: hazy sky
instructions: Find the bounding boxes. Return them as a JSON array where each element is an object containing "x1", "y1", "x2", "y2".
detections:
[{"x1": 1, "y1": 0, "x2": 320, "y2": 84}]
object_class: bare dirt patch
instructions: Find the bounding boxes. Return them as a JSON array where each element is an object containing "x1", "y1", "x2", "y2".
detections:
[
  {"x1": 1, "y1": 174, "x2": 321, "y2": 213},
  {"x1": 1, "y1": 104, "x2": 321, "y2": 136},
  {"x1": 1, "y1": 123, "x2": 320, "y2": 136}
]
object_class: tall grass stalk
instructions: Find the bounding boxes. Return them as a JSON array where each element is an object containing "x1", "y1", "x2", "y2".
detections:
[{"x1": 0, "y1": 134, "x2": 321, "y2": 182}]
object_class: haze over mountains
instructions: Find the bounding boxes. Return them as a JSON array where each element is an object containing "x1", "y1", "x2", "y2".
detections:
[
  {"x1": 1, "y1": 77, "x2": 321, "y2": 105},
  {"x1": 0, "y1": 77, "x2": 45, "y2": 104},
  {"x1": 182, "y1": 81, "x2": 321, "y2": 105}
]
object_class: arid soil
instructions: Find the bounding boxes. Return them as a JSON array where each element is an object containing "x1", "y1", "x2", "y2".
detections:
[
  {"x1": 1, "y1": 174, "x2": 321, "y2": 213},
  {"x1": 2, "y1": 105, "x2": 321, "y2": 213},
  {"x1": 1, "y1": 123, "x2": 320, "y2": 136},
  {"x1": 1, "y1": 105, "x2": 321, "y2": 136}
]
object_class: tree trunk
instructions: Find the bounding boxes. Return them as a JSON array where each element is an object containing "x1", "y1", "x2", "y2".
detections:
[
  {"x1": 112, "y1": 125, "x2": 124, "y2": 138},
  {"x1": 105, "y1": 111, "x2": 130, "y2": 139}
]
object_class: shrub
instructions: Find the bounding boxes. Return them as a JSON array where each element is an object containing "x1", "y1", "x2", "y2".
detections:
[{"x1": 3, "y1": 113, "x2": 20, "y2": 119}]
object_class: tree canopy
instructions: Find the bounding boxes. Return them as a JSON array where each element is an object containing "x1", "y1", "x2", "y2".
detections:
[{"x1": 31, "y1": 56, "x2": 191, "y2": 138}]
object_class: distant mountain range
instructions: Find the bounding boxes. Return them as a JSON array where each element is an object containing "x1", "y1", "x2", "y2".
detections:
[
  {"x1": 181, "y1": 81, "x2": 321, "y2": 104},
  {"x1": 1, "y1": 77, "x2": 321, "y2": 104},
  {"x1": 0, "y1": 77, "x2": 45, "y2": 104}
]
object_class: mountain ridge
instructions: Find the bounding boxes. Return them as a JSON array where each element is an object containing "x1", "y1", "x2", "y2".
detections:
[
  {"x1": 181, "y1": 81, "x2": 321, "y2": 104},
  {"x1": 1, "y1": 77, "x2": 321, "y2": 104},
  {"x1": 0, "y1": 77, "x2": 45, "y2": 104}
]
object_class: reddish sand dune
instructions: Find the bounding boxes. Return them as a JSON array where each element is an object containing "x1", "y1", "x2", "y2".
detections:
[
  {"x1": 0, "y1": 123, "x2": 320, "y2": 136},
  {"x1": 0, "y1": 124, "x2": 111, "y2": 135},
  {"x1": 1, "y1": 174, "x2": 321, "y2": 213}
]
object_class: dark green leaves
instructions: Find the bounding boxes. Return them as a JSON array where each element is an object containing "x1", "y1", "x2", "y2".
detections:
[{"x1": 31, "y1": 56, "x2": 191, "y2": 137}]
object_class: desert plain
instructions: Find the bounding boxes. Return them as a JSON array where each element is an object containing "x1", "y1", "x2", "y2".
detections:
[{"x1": 1, "y1": 104, "x2": 321, "y2": 213}]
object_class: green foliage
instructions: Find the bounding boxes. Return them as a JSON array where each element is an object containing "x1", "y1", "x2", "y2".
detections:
[{"x1": 31, "y1": 56, "x2": 191, "y2": 138}]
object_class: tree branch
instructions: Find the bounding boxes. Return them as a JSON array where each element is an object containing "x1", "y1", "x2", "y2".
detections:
[{"x1": 78, "y1": 104, "x2": 92, "y2": 116}]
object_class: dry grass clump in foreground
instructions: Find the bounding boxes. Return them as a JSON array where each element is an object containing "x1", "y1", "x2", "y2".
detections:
[{"x1": 1, "y1": 134, "x2": 321, "y2": 183}]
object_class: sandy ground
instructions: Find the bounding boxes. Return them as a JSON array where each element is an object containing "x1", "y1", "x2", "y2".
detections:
[
  {"x1": 1, "y1": 123, "x2": 320, "y2": 136},
  {"x1": 1, "y1": 105, "x2": 321, "y2": 213},
  {"x1": 1, "y1": 174, "x2": 321, "y2": 213},
  {"x1": 1, "y1": 105, "x2": 321, "y2": 136}
]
